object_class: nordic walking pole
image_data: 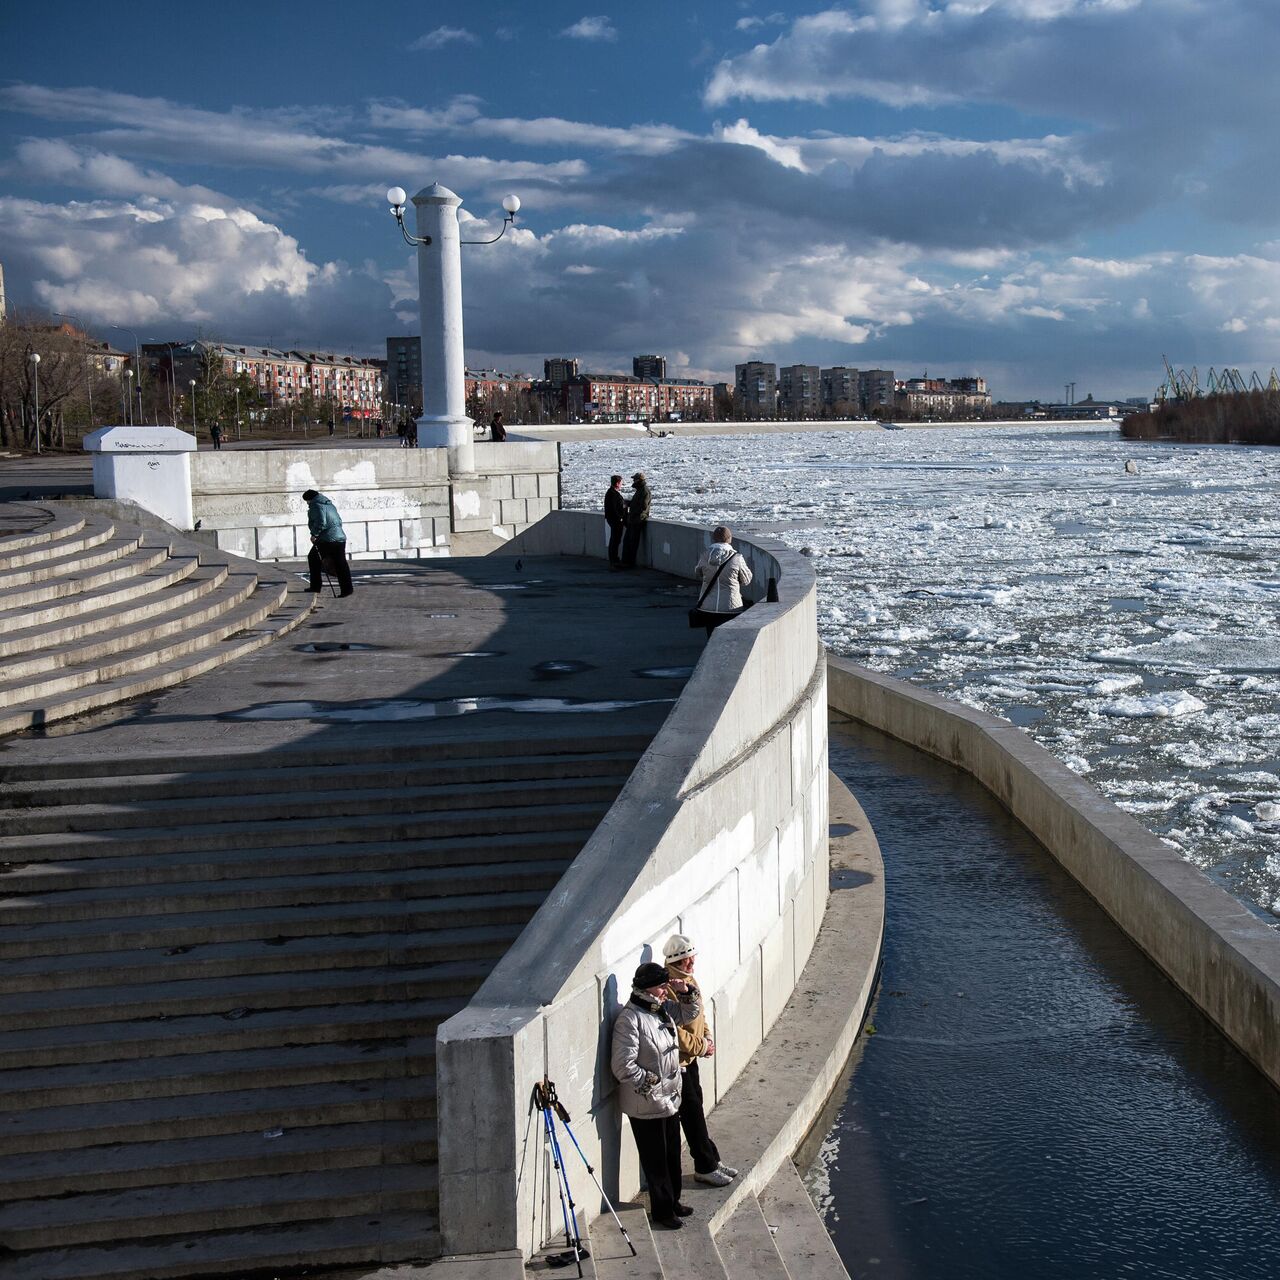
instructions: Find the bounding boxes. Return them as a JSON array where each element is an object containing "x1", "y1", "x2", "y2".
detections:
[
  {"x1": 537, "y1": 1085, "x2": 585, "y2": 1276},
  {"x1": 544, "y1": 1079, "x2": 636, "y2": 1257}
]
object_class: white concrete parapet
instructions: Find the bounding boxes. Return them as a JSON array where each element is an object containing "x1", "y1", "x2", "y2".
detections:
[
  {"x1": 436, "y1": 512, "x2": 826, "y2": 1258},
  {"x1": 84, "y1": 426, "x2": 197, "y2": 531}
]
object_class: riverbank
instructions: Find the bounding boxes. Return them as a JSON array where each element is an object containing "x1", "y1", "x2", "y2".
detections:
[{"x1": 1122, "y1": 391, "x2": 1280, "y2": 445}]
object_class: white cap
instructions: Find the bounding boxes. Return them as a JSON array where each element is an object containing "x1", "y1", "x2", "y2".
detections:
[{"x1": 663, "y1": 934, "x2": 696, "y2": 963}]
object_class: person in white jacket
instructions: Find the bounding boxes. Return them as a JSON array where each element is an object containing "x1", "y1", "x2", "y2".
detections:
[{"x1": 693, "y1": 527, "x2": 753, "y2": 634}]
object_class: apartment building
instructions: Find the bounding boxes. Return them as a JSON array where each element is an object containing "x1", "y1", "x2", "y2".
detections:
[
  {"x1": 858, "y1": 369, "x2": 896, "y2": 412},
  {"x1": 779, "y1": 364, "x2": 820, "y2": 418},
  {"x1": 544, "y1": 357, "x2": 580, "y2": 386},
  {"x1": 734, "y1": 361, "x2": 777, "y2": 417},
  {"x1": 563, "y1": 373, "x2": 713, "y2": 423},
  {"x1": 632, "y1": 354, "x2": 667, "y2": 381},
  {"x1": 820, "y1": 366, "x2": 859, "y2": 412},
  {"x1": 895, "y1": 375, "x2": 992, "y2": 417},
  {"x1": 386, "y1": 337, "x2": 422, "y2": 415}
]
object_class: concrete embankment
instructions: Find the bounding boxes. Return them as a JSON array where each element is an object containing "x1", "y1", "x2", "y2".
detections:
[
  {"x1": 826, "y1": 657, "x2": 1280, "y2": 1093},
  {"x1": 435, "y1": 512, "x2": 831, "y2": 1260}
]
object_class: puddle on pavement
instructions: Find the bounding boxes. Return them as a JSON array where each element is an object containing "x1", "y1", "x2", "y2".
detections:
[
  {"x1": 227, "y1": 695, "x2": 676, "y2": 722},
  {"x1": 294, "y1": 643, "x2": 384, "y2": 653},
  {"x1": 428, "y1": 613, "x2": 458, "y2": 619},
  {"x1": 635, "y1": 665, "x2": 696, "y2": 679},
  {"x1": 532, "y1": 659, "x2": 596, "y2": 678},
  {"x1": 439, "y1": 650, "x2": 504, "y2": 659}
]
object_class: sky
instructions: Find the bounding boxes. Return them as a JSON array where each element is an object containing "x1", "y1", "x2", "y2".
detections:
[{"x1": 2, "y1": 0, "x2": 1278, "y2": 401}]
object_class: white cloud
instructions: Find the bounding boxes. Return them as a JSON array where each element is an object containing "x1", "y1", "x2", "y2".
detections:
[
  {"x1": 409, "y1": 27, "x2": 478, "y2": 51},
  {"x1": 561, "y1": 16, "x2": 618, "y2": 42}
]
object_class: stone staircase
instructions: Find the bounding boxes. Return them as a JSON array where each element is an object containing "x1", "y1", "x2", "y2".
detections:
[
  {"x1": 0, "y1": 501, "x2": 311, "y2": 735},
  {"x1": 0, "y1": 732, "x2": 651, "y2": 1279}
]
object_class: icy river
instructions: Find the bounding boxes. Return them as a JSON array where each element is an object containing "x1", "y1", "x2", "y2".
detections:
[{"x1": 561, "y1": 422, "x2": 1280, "y2": 927}]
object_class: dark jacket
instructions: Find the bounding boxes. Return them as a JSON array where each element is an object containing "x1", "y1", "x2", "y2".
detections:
[
  {"x1": 627, "y1": 481, "x2": 651, "y2": 527},
  {"x1": 604, "y1": 486, "x2": 627, "y2": 528},
  {"x1": 306, "y1": 494, "x2": 346, "y2": 542}
]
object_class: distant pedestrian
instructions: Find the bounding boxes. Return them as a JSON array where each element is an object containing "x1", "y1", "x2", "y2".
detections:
[
  {"x1": 407, "y1": 421, "x2": 418, "y2": 447},
  {"x1": 605, "y1": 474, "x2": 627, "y2": 568},
  {"x1": 693, "y1": 526, "x2": 753, "y2": 634},
  {"x1": 490, "y1": 412, "x2": 507, "y2": 442},
  {"x1": 210, "y1": 422, "x2": 223, "y2": 451},
  {"x1": 620, "y1": 472, "x2": 651, "y2": 568},
  {"x1": 302, "y1": 489, "x2": 353, "y2": 597},
  {"x1": 611, "y1": 961, "x2": 700, "y2": 1230},
  {"x1": 664, "y1": 935, "x2": 737, "y2": 1187}
]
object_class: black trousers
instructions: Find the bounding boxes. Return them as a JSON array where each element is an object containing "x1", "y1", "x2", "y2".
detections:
[
  {"x1": 308, "y1": 539, "x2": 353, "y2": 594},
  {"x1": 677, "y1": 1060, "x2": 721, "y2": 1173},
  {"x1": 621, "y1": 522, "x2": 645, "y2": 567},
  {"x1": 629, "y1": 1113, "x2": 682, "y2": 1219},
  {"x1": 607, "y1": 520, "x2": 625, "y2": 564}
]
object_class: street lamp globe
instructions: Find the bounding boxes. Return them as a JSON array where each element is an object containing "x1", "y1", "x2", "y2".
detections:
[
  {"x1": 387, "y1": 186, "x2": 407, "y2": 209},
  {"x1": 501, "y1": 194, "x2": 521, "y2": 216},
  {"x1": 29, "y1": 352, "x2": 40, "y2": 366}
]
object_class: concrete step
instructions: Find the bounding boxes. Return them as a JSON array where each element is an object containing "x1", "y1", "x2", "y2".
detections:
[
  {"x1": 0, "y1": 828, "x2": 592, "y2": 894},
  {"x1": 0, "y1": 799, "x2": 609, "y2": 862},
  {"x1": 0, "y1": 1208, "x2": 439, "y2": 1280},
  {"x1": 0, "y1": 539, "x2": 168, "y2": 613},
  {"x1": 0, "y1": 507, "x2": 84, "y2": 558},
  {"x1": 0, "y1": 1072, "x2": 440, "y2": 1156},
  {"x1": 0, "y1": 551, "x2": 202, "y2": 637},
  {"x1": 2, "y1": 994, "x2": 467, "y2": 1070},
  {"x1": 712, "y1": 1197, "x2": 789, "y2": 1280},
  {"x1": 0, "y1": 513, "x2": 111, "y2": 571},
  {"x1": 757, "y1": 1160, "x2": 848, "y2": 1280},
  {"x1": 0, "y1": 583, "x2": 314, "y2": 736},
  {"x1": 0, "y1": 523, "x2": 133, "y2": 589},
  {"x1": 0, "y1": 1034, "x2": 438, "y2": 1112},
  {"x1": 0, "y1": 1161, "x2": 438, "y2": 1250},
  {"x1": 0, "y1": 774, "x2": 628, "y2": 834},
  {"x1": 0, "y1": 559, "x2": 220, "y2": 662},
  {"x1": 589, "y1": 1202, "x2": 665, "y2": 1280},
  {"x1": 0, "y1": 857, "x2": 572, "y2": 927},
  {"x1": 0, "y1": 750, "x2": 643, "y2": 808},
  {"x1": 0, "y1": 568, "x2": 254, "y2": 680},
  {"x1": 0, "y1": 920, "x2": 525, "y2": 993},
  {"x1": 0, "y1": 957, "x2": 493, "y2": 1032},
  {"x1": 0, "y1": 886, "x2": 548, "y2": 961},
  {"x1": 0, "y1": 1117, "x2": 437, "y2": 1201},
  {"x1": 0, "y1": 576, "x2": 288, "y2": 709}
]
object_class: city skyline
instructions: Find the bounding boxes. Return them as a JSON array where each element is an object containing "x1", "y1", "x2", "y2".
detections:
[{"x1": 2, "y1": 1, "x2": 1277, "y2": 401}]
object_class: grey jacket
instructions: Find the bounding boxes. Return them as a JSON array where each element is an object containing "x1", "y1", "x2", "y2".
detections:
[
  {"x1": 611, "y1": 986, "x2": 701, "y2": 1119},
  {"x1": 695, "y1": 543, "x2": 753, "y2": 613}
]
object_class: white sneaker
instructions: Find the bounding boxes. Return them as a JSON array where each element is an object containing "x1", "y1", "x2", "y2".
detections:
[
  {"x1": 694, "y1": 1168, "x2": 734, "y2": 1187},
  {"x1": 717, "y1": 1163, "x2": 739, "y2": 1178}
]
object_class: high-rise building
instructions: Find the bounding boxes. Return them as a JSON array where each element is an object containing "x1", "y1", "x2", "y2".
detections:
[
  {"x1": 858, "y1": 368, "x2": 895, "y2": 412},
  {"x1": 779, "y1": 365, "x2": 820, "y2": 418},
  {"x1": 734, "y1": 361, "x2": 777, "y2": 418},
  {"x1": 820, "y1": 366, "x2": 859, "y2": 413},
  {"x1": 385, "y1": 337, "x2": 422, "y2": 414},
  {"x1": 632, "y1": 354, "x2": 666, "y2": 381},
  {"x1": 544, "y1": 357, "x2": 580, "y2": 385}
]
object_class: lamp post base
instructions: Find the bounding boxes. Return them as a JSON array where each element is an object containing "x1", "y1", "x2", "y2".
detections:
[{"x1": 415, "y1": 413, "x2": 475, "y2": 477}]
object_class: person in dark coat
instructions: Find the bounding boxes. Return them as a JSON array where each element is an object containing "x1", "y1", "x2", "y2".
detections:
[
  {"x1": 303, "y1": 489, "x2": 353, "y2": 597},
  {"x1": 490, "y1": 412, "x2": 507, "y2": 441},
  {"x1": 604, "y1": 474, "x2": 627, "y2": 568},
  {"x1": 210, "y1": 422, "x2": 223, "y2": 451},
  {"x1": 620, "y1": 472, "x2": 651, "y2": 569}
]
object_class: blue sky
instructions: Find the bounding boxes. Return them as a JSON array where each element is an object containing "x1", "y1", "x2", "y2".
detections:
[{"x1": 3, "y1": 0, "x2": 1278, "y2": 400}]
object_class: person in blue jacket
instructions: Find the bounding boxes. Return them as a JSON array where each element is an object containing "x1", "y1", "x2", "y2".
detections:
[{"x1": 302, "y1": 489, "x2": 353, "y2": 597}]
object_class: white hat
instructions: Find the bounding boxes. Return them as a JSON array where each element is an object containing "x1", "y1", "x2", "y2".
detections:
[{"x1": 663, "y1": 934, "x2": 696, "y2": 963}]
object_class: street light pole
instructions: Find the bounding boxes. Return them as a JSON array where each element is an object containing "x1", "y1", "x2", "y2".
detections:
[
  {"x1": 29, "y1": 352, "x2": 41, "y2": 454},
  {"x1": 124, "y1": 370, "x2": 134, "y2": 424},
  {"x1": 190, "y1": 379, "x2": 197, "y2": 432}
]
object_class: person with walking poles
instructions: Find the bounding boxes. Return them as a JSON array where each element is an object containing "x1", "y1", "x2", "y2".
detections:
[
  {"x1": 611, "y1": 960, "x2": 701, "y2": 1230},
  {"x1": 692, "y1": 525, "x2": 753, "y2": 635},
  {"x1": 620, "y1": 471, "x2": 650, "y2": 569},
  {"x1": 664, "y1": 934, "x2": 738, "y2": 1187},
  {"x1": 604, "y1": 474, "x2": 627, "y2": 568},
  {"x1": 302, "y1": 489, "x2": 353, "y2": 597}
]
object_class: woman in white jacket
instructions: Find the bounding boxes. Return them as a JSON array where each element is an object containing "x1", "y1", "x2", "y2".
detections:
[
  {"x1": 611, "y1": 961, "x2": 701, "y2": 1229},
  {"x1": 694, "y1": 526, "x2": 753, "y2": 634}
]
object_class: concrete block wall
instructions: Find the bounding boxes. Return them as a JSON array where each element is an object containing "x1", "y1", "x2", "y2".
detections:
[
  {"x1": 189, "y1": 442, "x2": 560, "y2": 561},
  {"x1": 825, "y1": 656, "x2": 1280, "y2": 1093},
  {"x1": 436, "y1": 512, "x2": 826, "y2": 1258}
]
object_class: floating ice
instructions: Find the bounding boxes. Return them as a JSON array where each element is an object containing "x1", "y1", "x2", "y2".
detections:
[{"x1": 1100, "y1": 691, "x2": 1207, "y2": 718}]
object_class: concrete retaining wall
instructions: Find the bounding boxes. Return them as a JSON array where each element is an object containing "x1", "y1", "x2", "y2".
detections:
[
  {"x1": 436, "y1": 512, "x2": 827, "y2": 1258},
  {"x1": 189, "y1": 442, "x2": 560, "y2": 561},
  {"x1": 826, "y1": 657, "x2": 1280, "y2": 1092}
]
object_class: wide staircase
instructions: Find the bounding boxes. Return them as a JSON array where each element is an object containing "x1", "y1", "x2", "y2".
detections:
[
  {"x1": 0, "y1": 501, "x2": 310, "y2": 735},
  {"x1": 0, "y1": 732, "x2": 650, "y2": 1279}
]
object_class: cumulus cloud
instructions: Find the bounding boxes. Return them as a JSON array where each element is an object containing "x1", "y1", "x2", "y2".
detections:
[
  {"x1": 561, "y1": 16, "x2": 618, "y2": 42},
  {"x1": 409, "y1": 27, "x2": 478, "y2": 51}
]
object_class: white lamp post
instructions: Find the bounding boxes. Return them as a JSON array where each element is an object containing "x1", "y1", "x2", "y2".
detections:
[
  {"x1": 124, "y1": 369, "x2": 134, "y2": 425},
  {"x1": 386, "y1": 185, "x2": 520, "y2": 476},
  {"x1": 29, "y1": 352, "x2": 41, "y2": 454},
  {"x1": 189, "y1": 379, "x2": 197, "y2": 432}
]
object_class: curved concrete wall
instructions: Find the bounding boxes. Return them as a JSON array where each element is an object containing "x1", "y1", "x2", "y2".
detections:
[
  {"x1": 826, "y1": 657, "x2": 1280, "y2": 1093},
  {"x1": 436, "y1": 513, "x2": 827, "y2": 1257}
]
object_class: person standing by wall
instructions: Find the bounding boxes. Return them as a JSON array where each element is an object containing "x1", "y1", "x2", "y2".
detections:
[
  {"x1": 604, "y1": 474, "x2": 627, "y2": 568},
  {"x1": 611, "y1": 961, "x2": 701, "y2": 1230},
  {"x1": 620, "y1": 471, "x2": 651, "y2": 569},
  {"x1": 663, "y1": 934, "x2": 738, "y2": 1187},
  {"x1": 490, "y1": 411, "x2": 507, "y2": 441},
  {"x1": 693, "y1": 526, "x2": 753, "y2": 634},
  {"x1": 302, "y1": 489, "x2": 353, "y2": 597}
]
